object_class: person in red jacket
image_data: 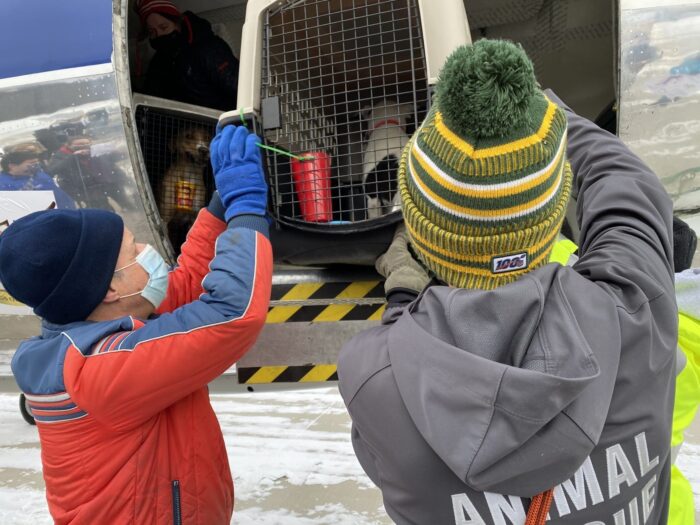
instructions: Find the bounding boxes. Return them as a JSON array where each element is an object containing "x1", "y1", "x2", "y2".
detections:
[{"x1": 0, "y1": 125, "x2": 272, "y2": 524}]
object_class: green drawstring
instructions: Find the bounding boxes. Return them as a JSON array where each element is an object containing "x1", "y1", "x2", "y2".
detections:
[{"x1": 256, "y1": 143, "x2": 316, "y2": 161}]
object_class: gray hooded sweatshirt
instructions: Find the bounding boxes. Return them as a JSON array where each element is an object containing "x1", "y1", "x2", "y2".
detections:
[{"x1": 338, "y1": 92, "x2": 677, "y2": 525}]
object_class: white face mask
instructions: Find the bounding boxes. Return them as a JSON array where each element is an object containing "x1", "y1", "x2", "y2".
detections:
[{"x1": 114, "y1": 244, "x2": 169, "y2": 308}]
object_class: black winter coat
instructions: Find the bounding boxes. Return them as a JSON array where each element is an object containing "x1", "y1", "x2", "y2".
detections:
[{"x1": 145, "y1": 12, "x2": 239, "y2": 111}]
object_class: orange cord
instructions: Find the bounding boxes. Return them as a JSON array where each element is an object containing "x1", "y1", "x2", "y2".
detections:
[{"x1": 525, "y1": 488, "x2": 554, "y2": 525}]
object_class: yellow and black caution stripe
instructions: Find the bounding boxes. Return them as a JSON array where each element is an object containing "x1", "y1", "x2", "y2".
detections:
[
  {"x1": 238, "y1": 364, "x2": 338, "y2": 384},
  {"x1": 266, "y1": 281, "x2": 386, "y2": 323}
]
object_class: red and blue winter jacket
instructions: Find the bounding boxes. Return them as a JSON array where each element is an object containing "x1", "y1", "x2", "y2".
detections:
[{"x1": 11, "y1": 208, "x2": 272, "y2": 524}]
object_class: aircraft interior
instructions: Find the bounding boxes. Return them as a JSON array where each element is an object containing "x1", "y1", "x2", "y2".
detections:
[{"x1": 126, "y1": 0, "x2": 615, "y2": 261}]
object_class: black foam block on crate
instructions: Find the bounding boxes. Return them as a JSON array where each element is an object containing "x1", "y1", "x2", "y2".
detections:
[{"x1": 261, "y1": 97, "x2": 282, "y2": 130}]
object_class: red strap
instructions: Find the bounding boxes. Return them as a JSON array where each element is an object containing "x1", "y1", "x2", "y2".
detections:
[
  {"x1": 525, "y1": 489, "x2": 554, "y2": 525},
  {"x1": 372, "y1": 119, "x2": 402, "y2": 131}
]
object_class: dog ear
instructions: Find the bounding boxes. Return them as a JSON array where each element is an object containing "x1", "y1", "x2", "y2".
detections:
[
  {"x1": 195, "y1": 126, "x2": 213, "y2": 146},
  {"x1": 405, "y1": 113, "x2": 417, "y2": 135},
  {"x1": 401, "y1": 104, "x2": 420, "y2": 133}
]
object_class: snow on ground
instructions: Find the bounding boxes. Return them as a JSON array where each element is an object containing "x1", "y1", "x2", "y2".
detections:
[
  {"x1": 676, "y1": 441, "x2": 700, "y2": 520},
  {"x1": 0, "y1": 388, "x2": 390, "y2": 525},
  {"x1": 0, "y1": 388, "x2": 698, "y2": 524},
  {"x1": 212, "y1": 390, "x2": 390, "y2": 524}
]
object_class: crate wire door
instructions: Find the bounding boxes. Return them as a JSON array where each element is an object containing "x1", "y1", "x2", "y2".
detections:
[
  {"x1": 260, "y1": 0, "x2": 429, "y2": 228},
  {"x1": 134, "y1": 104, "x2": 217, "y2": 251}
]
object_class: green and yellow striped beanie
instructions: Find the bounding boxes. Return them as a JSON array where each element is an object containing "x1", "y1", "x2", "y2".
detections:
[{"x1": 400, "y1": 39, "x2": 572, "y2": 289}]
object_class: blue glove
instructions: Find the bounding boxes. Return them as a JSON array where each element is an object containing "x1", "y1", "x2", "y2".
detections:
[{"x1": 210, "y1": 125, "x2": 268, "y2": 222}]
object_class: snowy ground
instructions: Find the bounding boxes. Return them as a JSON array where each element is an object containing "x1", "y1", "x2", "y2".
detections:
[
  {"x1": 0, "y1": 388, "x2": 391, "y2": 525},
  {"x1": 0, "y1": 388, "x2": 698, "y2": 524}
]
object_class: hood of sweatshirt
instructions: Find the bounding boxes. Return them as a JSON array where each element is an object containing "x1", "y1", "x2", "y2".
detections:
[{"x1": 386, "y1": 263, "x2": 621, "y2": 496}]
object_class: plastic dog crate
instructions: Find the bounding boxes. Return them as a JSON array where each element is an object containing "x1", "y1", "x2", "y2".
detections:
[
  {"x1": 133, "y1": 95, "x2": 219, "y2": 253},
  {"x1": 232, "y1": 0, "x2": 470, "y2": 265}
]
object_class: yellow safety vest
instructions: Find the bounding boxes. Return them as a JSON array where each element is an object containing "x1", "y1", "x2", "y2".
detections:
[
  {"x1": 548, "y1": 237, "x2": 578, "y2": 266},
  {"x1": 669, "y1": 313, "x2": 700, "y2": 525}
]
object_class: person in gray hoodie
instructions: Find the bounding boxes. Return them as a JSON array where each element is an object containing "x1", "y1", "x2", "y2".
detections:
[{"x1": 338, "y1": 39, "x2": 677, "y2": 525}]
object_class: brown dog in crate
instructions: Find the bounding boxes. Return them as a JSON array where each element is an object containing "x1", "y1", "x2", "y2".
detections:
[{"x1": 159, "y1": 126, "x2": 212, "y2": 246}]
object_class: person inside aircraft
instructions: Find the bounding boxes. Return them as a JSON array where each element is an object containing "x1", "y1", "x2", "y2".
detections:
[
  {"x1": 135, "y1": 0, "x2": 239, "y2": 111},
  {"x1": 0, "y1": 142, "x2": 76, "y2": 209},
  {"x1": 48, "y1": 134, "x2": 134, "y2": 212},
  {"x1": 338, "y1": 39, "x2": 677, "y2": 524},
  {"x1": 0, "y1": 125, "x2": 271, "y2": 524}
]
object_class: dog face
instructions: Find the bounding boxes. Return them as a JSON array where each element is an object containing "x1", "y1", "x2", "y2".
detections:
[
  {"x1": 171, "y1": 126, "x2": 211, "y2": 166},
  {"x1": 160, "y1": 126, "x2": 212, "y2": 226}
]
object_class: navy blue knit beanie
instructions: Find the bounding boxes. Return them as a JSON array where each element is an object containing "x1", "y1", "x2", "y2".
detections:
[{"x1": 0, "y1": 209, "x2": 124, "y2": 324}]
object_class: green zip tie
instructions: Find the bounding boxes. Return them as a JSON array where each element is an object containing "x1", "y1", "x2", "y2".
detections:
[
  {"x1": 235, "y1": 108, "x2": 314, "y2": 161},
  {"x1": 256, "y1": 142, "x2": 316, "y2": 161}
]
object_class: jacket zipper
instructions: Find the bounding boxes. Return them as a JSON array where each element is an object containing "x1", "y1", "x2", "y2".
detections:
[{"x1": 172, "y1": 480, "x2": 182, "y2": 525}]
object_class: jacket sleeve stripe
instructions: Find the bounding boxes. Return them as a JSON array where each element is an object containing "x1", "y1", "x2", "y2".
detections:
[
  {"x1": 110, "y1": 332, "x2": 131, "y2": 352},
  {"x1": 91, "y1": 336, "x2": 110, "y2": 355},
  {"x1": 27, "y1": 401, "x2": 77, "y2": 411},
  {"x1": 33, "y1": 410, "x2": 88, "y2": 424},
  {"x1": 24, "y1": 392, "x2": 70, "y2": 403},
  {"x1": 30, "y1": 405, "x2": 82, "y2": 417},
  {"x1": 102, "y1": 333, "x2": 120, "y2": 349},
  {"x1": 25, "y1": 390, "x2": 89, "y2": 424}
]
